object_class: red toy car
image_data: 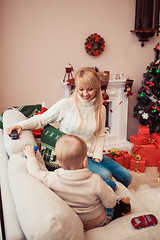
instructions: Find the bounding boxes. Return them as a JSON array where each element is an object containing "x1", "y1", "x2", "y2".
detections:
[{"x1": 131, "y1": 214, "x2": 158, "y2": 230}]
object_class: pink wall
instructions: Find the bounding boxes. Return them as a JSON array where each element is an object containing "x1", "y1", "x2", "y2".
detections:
[{"x1": 1, "y1": 0, "x2": 160, "y2": 138}]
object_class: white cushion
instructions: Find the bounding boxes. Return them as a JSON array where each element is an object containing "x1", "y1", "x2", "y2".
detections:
[
  {"x1": 84, "y1": 211, "x2": 160, "y2": 240},
  {"x1": 84, "y1": 183, "x2": 160, "y2": 240}
]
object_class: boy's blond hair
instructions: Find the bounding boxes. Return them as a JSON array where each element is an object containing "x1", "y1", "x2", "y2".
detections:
[
  {"x1": 72, "y1": 67, "x2": 103, "y2": 135},
  {"x1": 55, "y1": 134, "x2": 87, "y2": 170}
]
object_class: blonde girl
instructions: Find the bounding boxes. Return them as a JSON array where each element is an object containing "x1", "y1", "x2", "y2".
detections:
[{"x1": 7, "y1": 67, "x2": 132, "y2": 187}]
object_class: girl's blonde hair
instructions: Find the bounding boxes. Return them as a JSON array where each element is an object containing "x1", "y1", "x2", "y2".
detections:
[
  {"x1": 55, "y1": 134, "x2": 87, "y2": 169},
  {"x1": 73, "y1": 67, "x2": 103, "y2": 135}
]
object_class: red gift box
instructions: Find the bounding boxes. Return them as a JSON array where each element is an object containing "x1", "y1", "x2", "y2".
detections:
[
  {"x1": 123, "y1": 151, "x2": 131, "y2": 169},
  {"x1": 133, "y1": 142, "x2": 160, "y2": 167},
  {"x1": 104, "y1": 150, "x2": 131, "y2": 169},
  {"x1": 130, "y1": 156, "x2": 146, "y2": 173},
  {"x1": 138, "y1": 125, "x2": 149, "y2": 137},
  {"x1": 112, "y1": 155, "x2": 124, "y2": 166},
  {"x1": 151, "y1": 133, "x2": 160, "y2": 143},
  {"x1": 130, "y1": 134, "x2": 148, "y2": 145}
]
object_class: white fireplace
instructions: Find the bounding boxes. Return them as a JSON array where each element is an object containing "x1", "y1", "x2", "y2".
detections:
[
  {"x1": 62, "y1": 79, "x2": 131, "y2": 152},
  {"x1": 104, "y1": 79, "x2": 131, "y2": 152}
]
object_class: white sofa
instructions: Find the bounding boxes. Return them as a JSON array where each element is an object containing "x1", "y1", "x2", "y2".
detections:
[{"x1": 0, "y1": 109, "x2": 160, "y2": 240}]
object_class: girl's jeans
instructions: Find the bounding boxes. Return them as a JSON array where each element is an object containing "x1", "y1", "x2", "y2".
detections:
[{"x1": 88, "y1": 154, "x2": 132, "y2": 188}]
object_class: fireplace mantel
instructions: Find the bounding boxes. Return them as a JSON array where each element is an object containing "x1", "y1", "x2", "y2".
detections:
[{"x1": 62, "y1": 79, "x2": 131, "y2": 152}]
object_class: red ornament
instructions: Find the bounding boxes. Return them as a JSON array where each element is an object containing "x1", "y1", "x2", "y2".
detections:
[
  {"x1": 63, "y1": 64, "x2": 74, "y2": 86},
  {"x1": 156, "y1": 44, "x2": 160, "y2": 50}
]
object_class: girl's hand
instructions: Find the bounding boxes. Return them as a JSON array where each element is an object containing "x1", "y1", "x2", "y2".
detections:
[
  {"x1": 6, "y1": 125, "x2": 22, "y2": 135},
  {"x1": 94, "y1": 158, "x2": 101, "y2": 163},
  {"x1": 23, "y1": 145, "x2": 35, "y2": 158}
]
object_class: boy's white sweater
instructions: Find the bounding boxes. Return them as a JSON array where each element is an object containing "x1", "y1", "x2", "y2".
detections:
[
  {"x1": 26, "y1": 156, "x2": 117, "y2": 221},
  {"x1": 19, "y1": 97, "x2": 106, "y2": 160}
]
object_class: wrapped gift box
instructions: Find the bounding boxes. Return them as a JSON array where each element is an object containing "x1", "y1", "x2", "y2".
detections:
[
  {"x1": 133, "y1": 143, "x2": 160, "y2": 167},
  {"x1": 123, "y1": 151, "x2": 131, "y2": 169},
  {"x1": 151, "y1": 133, "x2": 160, "y2": 143},
  {"x1": 130, "y1": 134, "x2": 148, "y2": 145},
  {"x1": 130, "y1": 128, "x2": 160, "y2": 170},
  {"x1": 104, "y1": 150, "x2": 131, "y2": 169},
  {"x1": 112, "y1": 155, "x2": 124, "y2": 166},
  {"x1": 130, "y1": 156, "x2": 146, "y2": 173},
  {"x1": 138, "y1": 125, "x2": 149, "y2": 137}
]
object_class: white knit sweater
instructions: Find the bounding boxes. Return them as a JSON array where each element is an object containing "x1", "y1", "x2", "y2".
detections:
[
  {"x1": 19, "y1": 97, "x2": 106, "y2": 160},
  {"x1": 26, "y1": 156, "x2": 117, "y2": 221}
]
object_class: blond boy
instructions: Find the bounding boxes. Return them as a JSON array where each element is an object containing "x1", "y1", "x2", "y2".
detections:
[{"x1": 24, "y1": 134, "x2": 119, "y2": 230}]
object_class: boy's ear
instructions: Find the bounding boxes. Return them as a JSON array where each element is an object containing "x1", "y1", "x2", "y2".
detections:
[
  {"x1": 82, "y1": 156, "x2": 88, "y2": 168},
  {"x1": 57, "y1": 159, "x2": 62, "y2": 167}
]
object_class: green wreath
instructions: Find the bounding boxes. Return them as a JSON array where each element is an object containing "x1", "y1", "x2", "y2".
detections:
[{"x1": 85, "y1": 33, "x2": 105, "y2": 56}]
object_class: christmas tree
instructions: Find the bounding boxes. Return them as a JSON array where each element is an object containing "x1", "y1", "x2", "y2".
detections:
[{"x1": 133, "y1": 43, "x2": 160, "y2": 133}]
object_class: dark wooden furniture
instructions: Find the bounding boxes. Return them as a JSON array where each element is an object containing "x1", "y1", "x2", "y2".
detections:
[{"x1": 131, "y1": 0, "x2": 160, "y2": 46}]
